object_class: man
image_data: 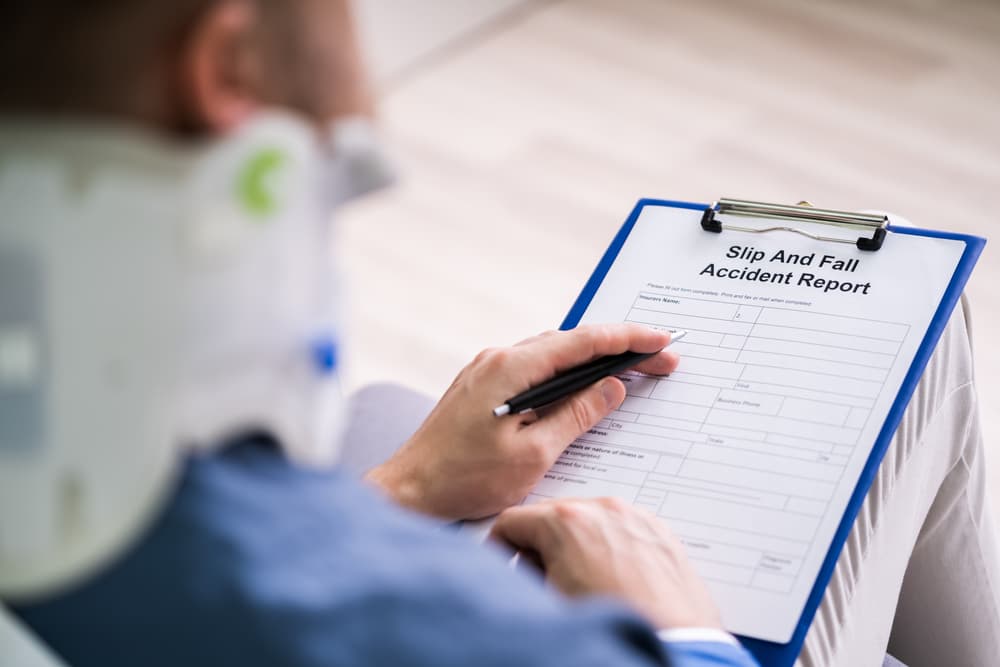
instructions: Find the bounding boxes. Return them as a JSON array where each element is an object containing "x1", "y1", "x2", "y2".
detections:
[{"x1": 0, "y1": 2, "x2": 996, "y2": 667}]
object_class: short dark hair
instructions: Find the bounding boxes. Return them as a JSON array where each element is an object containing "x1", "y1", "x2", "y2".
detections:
[
  {"x1": 0, "y1": 1, "x2": 219, "y2": 113},
  {"x1": 0, "y1": 1, "x2": 359, "y2": 130}
]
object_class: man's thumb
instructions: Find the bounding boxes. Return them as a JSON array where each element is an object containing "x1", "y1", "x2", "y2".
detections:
[{"x1": 528, "y1": 377, "x2": 626, "y2": 450}]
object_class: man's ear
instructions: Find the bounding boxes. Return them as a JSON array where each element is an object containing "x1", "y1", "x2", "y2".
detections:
[{"x1": 176, "y1": 0, "x2": 261, "y2": 133}]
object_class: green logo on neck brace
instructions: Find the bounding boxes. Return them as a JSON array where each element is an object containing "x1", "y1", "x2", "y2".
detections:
[{"x1": 237, "y1": 148, "x2": 286, "y2": 218}]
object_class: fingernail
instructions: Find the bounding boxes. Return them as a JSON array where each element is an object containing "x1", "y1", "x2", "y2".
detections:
[{"x1": 600, "y1": 378, "x2": 621, "y2": 409}]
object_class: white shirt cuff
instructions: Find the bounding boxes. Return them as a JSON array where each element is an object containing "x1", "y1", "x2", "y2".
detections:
[{"x1": 656, "y1": 627, "x2": 742, "y2": 647}]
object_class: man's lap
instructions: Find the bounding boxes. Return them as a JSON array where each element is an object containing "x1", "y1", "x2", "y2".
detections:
[{"x1": 341, "y1": 298, "x2": 999, "y2": 667}]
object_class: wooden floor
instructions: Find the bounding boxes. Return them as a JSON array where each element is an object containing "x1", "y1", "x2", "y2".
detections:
[{"x1": 342, "y1": 0, "x2": 1000, "y2": 502}]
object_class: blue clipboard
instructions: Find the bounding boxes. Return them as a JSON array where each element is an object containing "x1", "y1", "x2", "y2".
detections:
[{"x1": 559, "y1": 198, "x2": 985, "y2": 667}]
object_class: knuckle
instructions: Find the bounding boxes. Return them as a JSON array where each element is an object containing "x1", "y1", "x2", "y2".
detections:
[
  {"x1": 553, "y1": 500, "x2": 585, "y2": 524},
  {"x1": 519, "y1": 434, "x2": 550, "y2": 467},
  {"x1": 472, "y1": 347, "x2": 496, "y2": 365},
  {"x1": 516, "y1": 330, "x2": 559, "y2": 348},
  {"x1": 577, "y1": 323, "x2": 601, "y2": 344},
  {"x1": 497, "y1": 429, "x2": 548, "y2": 467},
  {"x1": 488, "y1": 347, "x2": 513, "y2": 369},
  {"x1": 593, "y1": 323, "x2": 616, "y2": 346},
  {"x1": 567, "y1": 323, "x2": 594, "y2": 345},
  {"x1": 473, "y1": 346, "x2": 512, "y2": 370},
  {"x1": 598, "y1": 496, "x2": 630, "y2": 514},
  {"x1": 473, "y1": 347, "x2": 500, "y2": 363},
  {"x1": 624, "y1": 321, "x2": 647, "y2": 335}
]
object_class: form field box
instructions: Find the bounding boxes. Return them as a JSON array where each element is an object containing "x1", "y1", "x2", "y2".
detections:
[
  {"x1": 682, "y1": 538, "x2": 763, "y2": 569},
  {"x1": 675, "y1": 356, "x2": 746, "y2": 380},
  {"x1": 756, "y1": 309, "x2": 909, "y2": 341},
  {"x1": 654, "y1": 455, "x2": 684, "y2": 475},
  {"x1": 636, "y1": 413, "x2": 706, "y2": 436},
  {"x1": 636, "y1": 491, "x2": 666, "y2": 506},
  {"x1": 643, "y1": 475, "x2": 787, "y2": 510},
  {"x1": 534, "y1": 472, "x2": 638, "y2": 501},
  {"x1": 673, "y1": 342, "x2": 741, "y2": 362},
  {"x1": 662, "y1": 493, "x2": 821, "y2": 542},
  {"x1": 742, "y1": 336, "x2": 895, "y2": 369},
  {"x1": 845, "y1": 407, "x2": 871, "y2": 429},
  {"x1": 690, "y1": 559, "x2": 754, "y2": 586},
  {"x1": 578, "y1": 428, "x2": 693, "y2": 457},
  {"x1": 734, "y1": 305, "x2": 763, "y2": 322},
  {"x1": 738, "y1": 349, "x2": 889, "y2": 383},
  {"x1": 779, "y1": 397, "x2": 850, "y2": 426},
  {"x1": 701, "y1": 424, "x2": 767, "y2": 442},
  {"x1": 650, "y1": 380, "x2": 720, "y2": 406},
  {"x1": 562, "y1": 442, "x2": 659, "y2": 471},
  {"x1": 706, "y1": 408, "x2": 861, "y2": 446},
  {"x1": 688, "y1": 444, "x2": 842, "y2": 482},
  {"x1": 604, "y1": 409, "x2": 639, "y2": 423},
  {"x1": 751, "y1": 571, "x2": 796, "y2": 593},
  {"x1": 669, "y1": 372, "x2": 737, "y2": 389},
  {"x1": 750, "y1": 323, "x2": 901, "y2": 355},
  {"x1": 621, "y1": 395, "x2": 710, "y2": 423},
  {"x1": 678, "y1": 459, "x2": 836, "y2": 501},
  {"x1": 667, "y1": 518, "x2": 810, "y2": 558},
  {"x1": 816, "y1": 452, "x2": 849, "y2": 466},
  {"x1": 765, "y1": 432, "x2": 833, "y2": 453},
  {"x1": 706, "y1": 434, "x2": 837, "y2": 463},
  {"x1": 721, "y1": 334, "x2": 748, "y2": 349},
  {"x1": 628, "y1": 309, "x2": 753, "y2": 336},
  {"x1": 636, "y1": 294, "x2": 739, "y2": 319},
  {"x1": 614, "y1": 420, "x2": 709, "y2": 447},
  {"x1": 757, "y1": 553, "x2": 803, "y2": 577},
  {"x1": 551, "y1": 458, "x2": 647, "y2": 485},
  {"x1": 645, "y1": 472, "x2": 783, "y2": 505},
  {"x1": 734, "y1": 379, "x2": 874, "y2": 409},
  {"x1": 786, "y1": 497, "x2": 828, "y2": 517},
  {"x1": 715, "y1": 389, "x2": 783, "y2": 415},
  {"x1": 619, "y1": 419, "x2": 708, "y2": 443},
  {"x1": 620, "y1": 373, "x2": 658, "y2": 398},
  {"x1": 740, "y1": 365, "x2": 882, "y2": 399}
]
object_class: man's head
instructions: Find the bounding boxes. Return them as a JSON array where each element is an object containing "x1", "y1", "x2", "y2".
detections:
[
  {"x1": 0, "y1": 0, "x2": 402, "y2": 605},
  {"x1": 0, "y1": 0, "x2": 373, "y2": 135}
]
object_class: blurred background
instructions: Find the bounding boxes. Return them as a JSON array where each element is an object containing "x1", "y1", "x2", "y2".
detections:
[{"x1": 338, "y1": 0, "x2": 999, "y2": 503}]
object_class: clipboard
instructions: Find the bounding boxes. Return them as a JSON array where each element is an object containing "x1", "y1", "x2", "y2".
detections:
[{"x1": 559, "y1": 198, "x2": 985, "y2": 667}]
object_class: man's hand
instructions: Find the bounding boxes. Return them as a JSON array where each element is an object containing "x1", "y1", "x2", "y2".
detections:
[
  {"x1": 490, "y1": 497, "x2": 722, "y2": 631},
  {"x1": 365, "y1": 324, "x2": 678, "y2": 520}
]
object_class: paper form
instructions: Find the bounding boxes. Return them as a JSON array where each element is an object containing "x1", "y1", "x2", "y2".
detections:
[{"x1": 524, "y1": 205, "x2": 967, "y2": 643}]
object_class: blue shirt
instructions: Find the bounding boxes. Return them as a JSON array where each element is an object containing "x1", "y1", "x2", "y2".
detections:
[{"x1": 11, "y1": 437, "x2": 757, "y2": 667}]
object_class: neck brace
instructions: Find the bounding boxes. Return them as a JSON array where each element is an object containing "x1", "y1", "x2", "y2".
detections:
[{"x1": 0, "y1": 113, "x2": 389, "y2": 600}]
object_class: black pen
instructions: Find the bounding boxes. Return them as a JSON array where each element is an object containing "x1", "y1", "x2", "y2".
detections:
[{"x1": 492, "y1": 330, "x2": 688, "y2": 417}]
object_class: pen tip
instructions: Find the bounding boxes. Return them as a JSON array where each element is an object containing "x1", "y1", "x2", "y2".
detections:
[
  {"x1": 671, "y1": 329, "x2": 688, "y2": 342},
  {"x1": 492, "y1": 404, "x2": 511, "y2": 417}
]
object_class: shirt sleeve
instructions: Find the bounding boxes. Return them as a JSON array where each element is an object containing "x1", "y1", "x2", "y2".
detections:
[
  {"x1": 8, "y1": 440, "x2": 676, "y2": 667},
  {"x1": 658, "y1": 629, "x2": 761, "y2": 667}
]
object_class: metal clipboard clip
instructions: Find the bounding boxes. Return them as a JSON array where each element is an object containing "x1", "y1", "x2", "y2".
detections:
[{"x1": 700, "y1": 198, "x2": 889, "y2": 251}]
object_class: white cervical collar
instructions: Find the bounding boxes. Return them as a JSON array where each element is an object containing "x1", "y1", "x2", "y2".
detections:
[{"x1": 0, "y1": 113, "x2": 390, "y2": 600}]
